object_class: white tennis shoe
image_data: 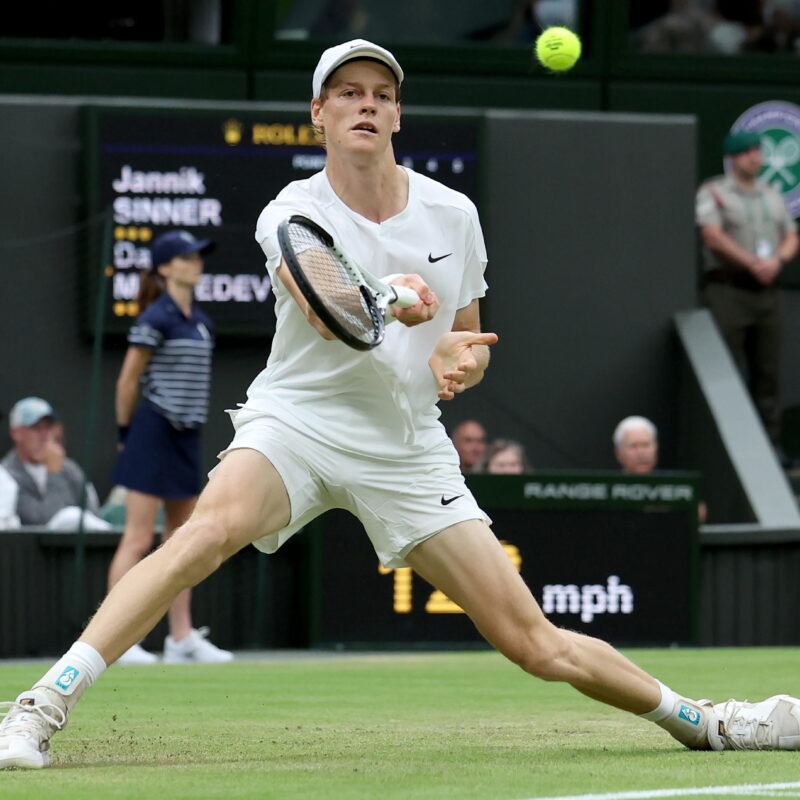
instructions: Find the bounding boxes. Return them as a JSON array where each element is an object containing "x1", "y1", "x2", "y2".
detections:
[
  {"x1": 708, "y1": 694, "x2": 800, "y2": 750},
  {"x1": 163, "y1": 627, "x2": 234, "y2": 664},
  {"x1": 0, "y1": 689, "x2": 67, "y2": 769},
  {"x1": 117, "y1": 642, "x2": 159, "y2": 665}
]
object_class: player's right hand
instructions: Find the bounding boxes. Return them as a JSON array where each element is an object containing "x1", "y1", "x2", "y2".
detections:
[{"x1": 389, "y1": 274, "x2": 439, "y2": 326}]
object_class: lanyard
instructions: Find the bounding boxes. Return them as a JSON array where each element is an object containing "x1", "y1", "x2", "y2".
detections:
[
  {"x1": 741, "y1": 187, "x2": 775, "y2": 257},
  {"x1": 741, "y1": 189, "x2": 772, "y2": 230}
]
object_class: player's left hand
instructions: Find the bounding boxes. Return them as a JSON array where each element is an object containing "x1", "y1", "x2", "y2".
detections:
[
  {"x1": 389, "y1": 274, "x2": 439, "y2": 326},
  {"x1": 429, "y1": 330, "x2": 499, "y2": 400}
]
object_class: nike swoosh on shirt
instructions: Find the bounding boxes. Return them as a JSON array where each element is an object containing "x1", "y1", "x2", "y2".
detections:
[
  {"x1": 440, "y1": 494, "x2": 463, "y2": 506},
  {"x1": 428, "y1": 253, "x2": 452, "y2": 263}
]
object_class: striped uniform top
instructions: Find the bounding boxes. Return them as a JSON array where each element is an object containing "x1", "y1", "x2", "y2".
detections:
[{"x1": 128, "y1": 292, "x2": 214, "y2": 430}]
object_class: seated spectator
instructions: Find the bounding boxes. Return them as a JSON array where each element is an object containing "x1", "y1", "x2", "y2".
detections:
[
  {"x1": 613, "y1": 415, "x2": 659, "y2": 475},
  {"x1": 1, "y1": 397, "x2": 110, "y2": 531},
  {"x1": 451, "y1": 419, "x2": 487, "y2": 474},
  {"x1": 613, "y1": 415, "x2": 707, "y2": 522},
  {"x1": 484, "y1": 438, "x2": 532, "y2": 474}
]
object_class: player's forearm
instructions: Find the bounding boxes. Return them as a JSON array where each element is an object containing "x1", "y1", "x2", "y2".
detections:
[{"x1": 277, "y1": 262, "x2": 336, "y2": 339}]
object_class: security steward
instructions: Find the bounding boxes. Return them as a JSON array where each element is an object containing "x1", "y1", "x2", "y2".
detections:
[{"x1": 695, "y1": 129, "x2": 799, "y2": 450}]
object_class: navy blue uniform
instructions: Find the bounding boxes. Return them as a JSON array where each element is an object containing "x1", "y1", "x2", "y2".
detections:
[{"x1": 112, "y1": 293, "x2": 214, "y2": 498}]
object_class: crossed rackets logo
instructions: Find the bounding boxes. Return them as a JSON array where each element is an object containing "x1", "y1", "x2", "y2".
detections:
[
  {"x1": 728, "y1": 100, "x2": 800, "y2": 217},
  {"x1": 761, "y1": 133, "x2": 800, "y2": 190}
]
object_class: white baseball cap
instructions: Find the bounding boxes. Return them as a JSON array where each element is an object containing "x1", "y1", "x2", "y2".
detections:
[
  {"x1": 312, "y1": 39, "x2": 404, "y2": 99},
  {"x1": 9, "y1": 397, "x2": 57, "y2": 428}
]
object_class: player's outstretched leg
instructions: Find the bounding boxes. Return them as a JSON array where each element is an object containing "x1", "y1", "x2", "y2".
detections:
[
  {"x1": 406, "y1": 519, "x2": 800, "y2": 752},
  {"x1": 1, "y1": 449, "x2": 291, "y2": 770}
]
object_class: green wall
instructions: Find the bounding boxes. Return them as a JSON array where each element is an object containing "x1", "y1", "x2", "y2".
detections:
[{"x1": 2, "y1": 0, "x2": 800, "y2": 476}]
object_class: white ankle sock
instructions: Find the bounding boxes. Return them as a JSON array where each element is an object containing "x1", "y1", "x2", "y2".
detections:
[
  {"x1": 34, "y1": 641, "x2": 107, "y2": 711},
  {"x1": 639, "y1": 680, "x2": 677, "y2": 722}
]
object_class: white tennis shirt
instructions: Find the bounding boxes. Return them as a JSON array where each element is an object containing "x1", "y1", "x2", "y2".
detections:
[{"x1": 246, "y1": 166, "x2": 488, "y2": 460}]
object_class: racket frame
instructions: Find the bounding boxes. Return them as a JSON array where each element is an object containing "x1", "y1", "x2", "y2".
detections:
[{"x1": 278, "y1": 214, "x2": 419, "y2": 351}]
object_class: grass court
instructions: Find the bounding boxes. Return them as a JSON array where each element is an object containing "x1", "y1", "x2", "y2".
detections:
[{"x1": 1, "y1": 648, "x2": 799, "y2": 799}]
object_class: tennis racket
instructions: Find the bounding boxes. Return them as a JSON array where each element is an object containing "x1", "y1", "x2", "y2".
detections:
[{"x1": 277, "y1": 215, "x2": 420, "y2": 351}]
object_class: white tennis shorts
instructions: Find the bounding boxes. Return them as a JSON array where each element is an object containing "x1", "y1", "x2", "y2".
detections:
[{"x1": 215, "y1": 407, "x2": 491, "y2": 568}]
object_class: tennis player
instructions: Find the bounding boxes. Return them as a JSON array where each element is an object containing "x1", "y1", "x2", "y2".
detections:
[{"x1": 1, "y1": 38, "x2": 799, "y2": 770}]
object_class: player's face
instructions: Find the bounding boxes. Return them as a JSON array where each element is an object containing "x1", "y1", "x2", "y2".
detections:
[
  {"x1": 11, "y1": 418, "x2": 56, "y2": 464},
  {"x1": 311, "y1": 61, "x2": 401, "y2": 155},
  {"x1": 161, "y1": 251, "x2": 204, "y2": 287},
  {"x1": 615, "y1": 429, "x2": 658, "y2": 475}
]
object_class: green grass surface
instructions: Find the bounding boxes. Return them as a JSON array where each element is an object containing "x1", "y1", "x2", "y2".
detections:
[{"x1": 1, "y1": 648, "x2": 799, "y2": 799}]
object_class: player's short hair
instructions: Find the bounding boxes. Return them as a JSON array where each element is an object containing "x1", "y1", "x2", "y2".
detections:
[
  {"x1": 318, "y1": 58, "x2": 402, "y2": 104},
  {"x1": 613, "y1": 415, "x2": 658, "y2": 447}
]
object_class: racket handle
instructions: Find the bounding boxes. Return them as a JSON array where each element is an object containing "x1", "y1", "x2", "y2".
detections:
[{"x1": 391, "y1": 285, "x2": 420, "y2": 308}]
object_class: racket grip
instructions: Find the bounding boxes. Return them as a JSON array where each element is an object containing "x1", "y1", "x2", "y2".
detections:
[{"x1": 391, "y1": 285, "x2": 420, "y2": 308}]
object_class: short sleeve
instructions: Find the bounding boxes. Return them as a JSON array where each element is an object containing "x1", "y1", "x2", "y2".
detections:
[
  {"x1": 457, "y1": 202, "x2": 489, "y2": 310},
  {"x1": 128, "y1": 304, "x2": 166, "y2": 349},
  {"x1": 695, "y1": 183, "x2": 722, "y2": 227},
  {"x1": 128, "y1": 321, "x2": 163, "y2": 349},
  {"x1": 255, "y1": 197, "x2": 301, "y2": 282}
]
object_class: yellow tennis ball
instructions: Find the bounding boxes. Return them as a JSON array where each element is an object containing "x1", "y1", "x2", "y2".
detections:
[{"x1": 535, "y1": 26, "x2": 582, "y2": 72}]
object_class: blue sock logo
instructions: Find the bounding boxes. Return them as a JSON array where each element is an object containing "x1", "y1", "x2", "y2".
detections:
[
  {"x1": 55, "y1": 665, "x2": 80, "y2": 691},
  {"x1": 678, "y1": 704, "x2": 701, "y2": 726}
]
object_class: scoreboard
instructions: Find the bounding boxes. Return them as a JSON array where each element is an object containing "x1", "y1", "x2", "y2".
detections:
[
  {"x1": 82, "y1": 105, "x2": 482, "y2": 337},
  {"x1": 307, "y1": 473, "x2": 701, "y2": 648}
]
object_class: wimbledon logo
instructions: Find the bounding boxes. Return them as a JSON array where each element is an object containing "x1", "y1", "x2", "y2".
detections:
[{"x1": 727, "y1": 100, "x2": 800, "y2": 218}]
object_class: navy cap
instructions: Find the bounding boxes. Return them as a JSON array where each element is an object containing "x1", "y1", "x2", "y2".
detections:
[
  {"x1": 723, "y1": 130, "x2": 762, "y2": 156},
  {"x1": 149, "y1": 230, "x2": 216, "y2": 272}
]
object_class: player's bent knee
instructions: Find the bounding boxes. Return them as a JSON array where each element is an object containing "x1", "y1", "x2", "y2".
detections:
[{"x1": 159, "y1": 519, "x2": 231, "y2": 586}]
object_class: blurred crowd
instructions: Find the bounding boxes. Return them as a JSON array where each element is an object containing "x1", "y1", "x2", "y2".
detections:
[{"x1": 631, "y1": 0, "x2": 800, "y2": 55}]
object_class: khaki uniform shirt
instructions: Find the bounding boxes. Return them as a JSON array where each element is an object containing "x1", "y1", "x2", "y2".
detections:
[{"x1": 695, "y1": 174, "x2": 797, "y2": 272}]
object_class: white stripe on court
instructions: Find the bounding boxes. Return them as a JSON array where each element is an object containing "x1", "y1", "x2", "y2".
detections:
[{"x1": 517, "y1": 781, "x2": 800, "y2": 800}]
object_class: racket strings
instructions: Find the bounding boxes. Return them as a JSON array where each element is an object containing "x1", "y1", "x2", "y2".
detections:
[{"x1": 288, "y1": 224, "x2": 378, "y2": 343}]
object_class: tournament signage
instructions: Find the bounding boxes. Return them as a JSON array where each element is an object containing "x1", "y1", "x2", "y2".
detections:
[
  {"x1": 727, "y1": 100, "x2": 800, "y2": 218},
  {"x1": 83, "y1": 105, "x2": 481, "y2": 337},
  {"x1": 308, "y1": 473, "x2": 700, "y2": 647}
]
